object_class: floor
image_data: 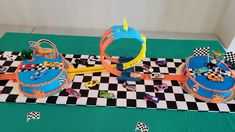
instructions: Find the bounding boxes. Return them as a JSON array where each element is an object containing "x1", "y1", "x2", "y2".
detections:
[{"x1": 0, "y1": 25, "x2": 219, "y2": 41}]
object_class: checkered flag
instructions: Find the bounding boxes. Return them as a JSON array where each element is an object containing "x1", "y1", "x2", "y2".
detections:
[
  {"x1": 193, "y1": 47, "x2": 210, "y2": 56},
  {"x1": 135, "y1": 122, "x2": 149, "y2": 132},
  {"x1": 27, "y1": 112, "x2": 40, "y2": 122},
  {"x1": 225, "y1": 52, "x2": 235, "y2": 65}
]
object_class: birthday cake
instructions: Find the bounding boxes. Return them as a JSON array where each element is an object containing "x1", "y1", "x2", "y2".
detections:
[
  {"x1": 16, "y1": 39, "x2": 69, "y2": 98},
  {"x1": 182, "y1": 55, "x2": 235, "y2": 103}
]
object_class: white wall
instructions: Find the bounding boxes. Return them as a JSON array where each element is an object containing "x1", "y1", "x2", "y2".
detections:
[
  {"x1": 216, "y1": 0, "x2": 235, "y2": 48},
  {"x1": 0, "y1": 0, "x2": 230, "y2": 34},
  {"x1": 228, "y1": 37, "x2": 235, "y2": 51}
]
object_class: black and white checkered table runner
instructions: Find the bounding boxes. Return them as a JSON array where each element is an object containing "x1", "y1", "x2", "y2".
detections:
[{"x1": 0, "y1": 51, "x2": 235, "y2": 113}]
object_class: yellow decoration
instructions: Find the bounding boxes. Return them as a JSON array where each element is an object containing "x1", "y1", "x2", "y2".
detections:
[
  {"x1": 32, "y1": 88, "x2": 47, "y2": 98},
  {"x1": 123, "y1": 17, "x2": 128, "y2": 32},
  {"x1": 212, "y1": 94, "x2": 224, "y2": 103},
  {"x1": 44, "y1": 61, "x2": 60, "y2": 68}
]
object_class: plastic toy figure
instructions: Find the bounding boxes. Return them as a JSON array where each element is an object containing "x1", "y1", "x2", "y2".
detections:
[
  {"x1": 144, "y1": 93, "x2": 159, "y2": 104},
  {"x1": 212, "y1": 50, "x2": 224, "y2": 59},
  {"x1": 85, "y1": 80, "x2": 99, "y2": 88},
  {"x1": 43, "y1": 61, "x2": 60, "y2": 68},
  {"x1": 156, "y1": 60, "x2": 166, "y2": 66},
  {"x1": 151, "y1": 73, "x2": 164, "y2": 79},
  {"x1": 21, "y1": 49, "x2": 33, "y2": 61},
  {"x1": 141, "y1": 64, "x2": 153, "y2": 73},
  {"x1": 155, "y1": 83, "x2": 168, "y2": 91},
  {"x1": 30, "y1": 69, "x2": 47, "y2": 80},
  {"x1": 206, "y1": 59, "x2": 216, "y2": 69},
  {"x1": 122, "y1": 81, "x2": 136, "y2": 91},
  {"x1": 195, "y1": 66, "x2": 209, "y2": 74},
  {"x1": 99, "y1": 90, "x2": 115, "y2": 99},
  {"x1": 65, "y1": 88, "x2": 81, "y2": 98},
  {"x1": 207, "y1": 73, "x2": 224, "y2": 82},
  {"x1": 0, "y1": 66, "x2": 6, "y2": 73}
]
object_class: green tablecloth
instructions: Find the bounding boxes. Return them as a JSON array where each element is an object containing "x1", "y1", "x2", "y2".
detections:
[{"x1": 0, "y1": 32, "x2": 234, "y2": 132}]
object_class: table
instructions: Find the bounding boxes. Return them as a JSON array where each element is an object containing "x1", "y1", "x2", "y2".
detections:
[{"x1": 0, "y1": 32, "x2": 234, "y2": 132}]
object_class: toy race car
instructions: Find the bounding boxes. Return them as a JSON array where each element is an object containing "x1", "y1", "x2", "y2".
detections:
[
  {"x1": 89, "y1": 55, "x2": 100, "y2": 61},
  {"x1": 156, "y1": 60, "x2": 166, "y2": 66},
  {"x1": 151, "y1": 73, "x2": 164, "y2": 79},
  {"x1": 155, "y1": 83, "x2": 168, "y2": 91},
  {"x1": 0, "y1": 66, "x2": 7, "y2": 73},
  {"x1": 75, "y1": 59, "x2": 88, "y2": 65},
  {"x1": 43, "y1": 61, "x2": 60, "y2": 68},
  {"x1": 141, "y1": 64, "x2": 154, "y2": 73},
  {"x1": 144, "y1": 93, "x2": 160, "y2": 104},
  {"x1": 85, "y1": 80, "x2": 99, "y2": 88},
  {"x1": 19, "y1": 64, "x2": 37, "y2": 71},
  {"x1": 30, "y1": 69, "x2": 47, "y2": 80},
  {"x1": 122, "y1": 81, "x2": 136, "y2": 91},
  {"x1": 65, "y1": 88, "x2": 81, "y2": 98},
  {"x1": 195, "y1": 66, "x2": 209, "y2": 74},
  {"x1": 207, "y1": 73, "x2": 224, "y2": 82},
  {"x1": 99, "y1": 90, "x2": 115, "y2": 99}
]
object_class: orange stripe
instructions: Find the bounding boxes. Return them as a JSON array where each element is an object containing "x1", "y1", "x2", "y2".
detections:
[
  {"x1": 0, "y1": 73, "x2": 17, "y2": 81},
  {"x1": 141, "y1": 74, "x2": 187, "y2": 83}
]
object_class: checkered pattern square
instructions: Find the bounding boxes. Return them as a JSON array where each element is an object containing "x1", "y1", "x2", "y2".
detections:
[
  {"x1": 0, "y1": 51, "x2": 235, "y2": 113},
  {"x1": 225, "y1": 52, "x2": 235, "y2": 65},
  {"x1": 193, "y1": 47, "x2": 210, "y2": 56}
]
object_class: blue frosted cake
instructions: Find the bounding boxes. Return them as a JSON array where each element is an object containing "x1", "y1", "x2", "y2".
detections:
[
  {"x1": 182, "y1": 56, "x2": 235, "y2": 103},
  {"x1": 16, "y1": 39, "x2": 69, "y2": 98}
]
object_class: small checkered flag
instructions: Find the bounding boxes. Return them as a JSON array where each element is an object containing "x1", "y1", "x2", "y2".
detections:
[
  {"x1": 225, "y1": 52, "x2": 235, "y2": 65},
  {"x1": 193, "y1": 47, "x2": 210, "y2": 56},
  {"x1": 27, "y1": 112, "x2": 40, "y2": 122},
  {"x1": 135, "y1": 122, "x2": 149, "y2": 132}
]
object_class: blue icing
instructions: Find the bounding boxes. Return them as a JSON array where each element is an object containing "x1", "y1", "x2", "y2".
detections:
[
  {"x1": 186, "y1": 76, "x2": 233, "y2": 99},
  {"x1": 22, "y1": 55, "x2": 62, "y2": 65},
  {"x1": 195, "y1": 75, "x2": 234, "y2": 90},
  {"x1": 186, "y1": 78, "x2": 195, "y2": 88},
  {"x1": 19, "y1": 69, "x2": 61, "y2": 84},
  {"x1": 20, "y1": 71, "x2": 67, "y2": 94},
  {"x1": 19, "y1": 54, "x2": 64, "y2": 85},
  {"x1": 188, "y1": 56, "x2": 229, "y2": 71}
]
